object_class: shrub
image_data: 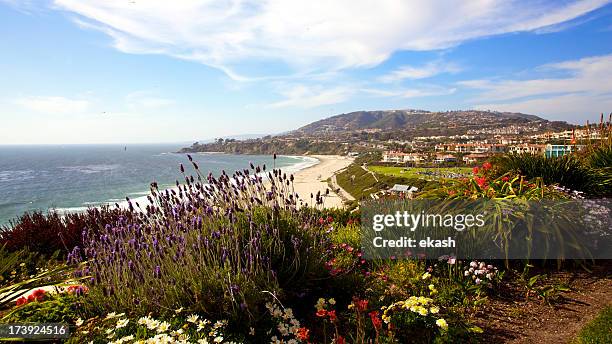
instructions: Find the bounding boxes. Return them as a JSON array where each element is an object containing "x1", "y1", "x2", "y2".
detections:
[
  {"x1": 491, "y1": 153, "x2": 606, "y2": 196},
  {"x1": 0, "y1": 206, "x2": 132, "y2": 257}
]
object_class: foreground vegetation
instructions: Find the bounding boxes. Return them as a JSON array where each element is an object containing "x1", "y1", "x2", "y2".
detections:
[{"x1": 0, "y1": 128, "x2": 610, "y2": 343}]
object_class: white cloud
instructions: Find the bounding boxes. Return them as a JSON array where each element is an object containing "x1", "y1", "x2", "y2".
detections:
[
  {"x1": 51, "y1": 0, "x2": 610, "y2": 80},
  {"x1": 267, "y1": 84, "x2": 353, "y2": 108},
  {"x1": 379, "y1": 61, "x2": 461, "y2": 82},
  {"x1": 462, "y1": 54, "x2": 612, "y2": 123},
  {"x1": 14, "y1": 96, "x2": 91, "y2": 114}
]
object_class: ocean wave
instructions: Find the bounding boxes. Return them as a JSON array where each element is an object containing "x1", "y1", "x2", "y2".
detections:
[
  {"x1": 0, "y1": 170, "x2": 35, "y2": 183},
  {"x1": 58, "y1": 164, "x2": 120, "y2": 174},
  {"x1": 279, "y1": 156, "x2": 319, "y2": 174}
]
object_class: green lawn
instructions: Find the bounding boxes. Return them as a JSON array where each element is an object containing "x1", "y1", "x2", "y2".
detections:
[
  {"x1": 368, "y1": 166, "x2": 472, "y2": 180},
  {"x1": 573, "y1": 306, "x2": 612, "y2": 344},
  {"x1": 335, "y1": 164, "x2": 442, "y2": 200}
]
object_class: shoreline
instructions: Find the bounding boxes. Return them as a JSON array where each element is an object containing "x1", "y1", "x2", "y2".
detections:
[
  {"x1": 288, "y1": 155, "x2": 354, "y2": 209},
  {"x1": 2, "y1": 155, "x2": 352, "y2": 224}
]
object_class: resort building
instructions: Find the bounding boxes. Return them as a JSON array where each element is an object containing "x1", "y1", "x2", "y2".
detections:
[
  {"x1": 509, "y1": 143, "x2": 546, "y2": 155},
  {"x1": 435, "y1": 143, "x2": 507, "y2": 154},
  {"x1": 434, "y1": 154, "x2": 457, "y2": 164},
  {"x1": 462, "y1": 153, "x2": 490, "y2": 164},
  {"x1": 544, "y1": 144, "x2": 584, "y2": 158},
  {"x1": 382, "y1": 151, "x2": 426, "y2": 164}
]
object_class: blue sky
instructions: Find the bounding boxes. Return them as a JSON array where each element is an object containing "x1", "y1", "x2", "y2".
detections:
[{"x1": 1, "y1": 0, "x2": 612, "y2": 144}]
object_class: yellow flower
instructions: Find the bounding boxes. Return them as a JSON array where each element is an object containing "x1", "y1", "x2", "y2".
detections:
[
  {"x1": 422, "y1": 272, "x2": 431, "y2": 280},
  {"x1": 75, "y1": 318, "x2": 84, "y2": 327},
  {"x1": 436, "y1": 318, "x2": 448, "y2": 330},
  {"x1": 430, "y1": 306, "x2": 440, "y2": 314},
  {"x1": 157, "y1": 321, "x2": 170, "y2": 333}
]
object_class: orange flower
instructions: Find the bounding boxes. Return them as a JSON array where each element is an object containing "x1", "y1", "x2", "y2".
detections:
[
  {"x1": 296, "y1": 327, "x2": 310, "y2": 341},
  {"x1": 316, "y1": 309, "x2": 327, "y2": 317}
]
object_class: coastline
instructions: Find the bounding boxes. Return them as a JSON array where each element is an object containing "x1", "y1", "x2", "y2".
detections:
[
  {"x1": 287, "y1": 155, "x2": 354, "y2": 209},
  {"x1": 7, "y1": 154, "x2": 352, "y2": 223}
]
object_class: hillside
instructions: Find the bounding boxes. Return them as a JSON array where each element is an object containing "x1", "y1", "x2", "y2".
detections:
[
  {"x1": 179, "y1": 109, "x2": 572, "y2": 155},
  {"x1": 294, "y1": 109, "x2": 561, "y2": 135}
]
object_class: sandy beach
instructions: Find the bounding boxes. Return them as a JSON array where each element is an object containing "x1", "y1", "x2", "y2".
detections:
[{"x1": 290, "y1": 155, "x2": 354, "y2": 208}]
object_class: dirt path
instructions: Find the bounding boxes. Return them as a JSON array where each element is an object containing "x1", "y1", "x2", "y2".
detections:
[{"x1": 475, "y1": 263, "x2": 612, "y2": 343}]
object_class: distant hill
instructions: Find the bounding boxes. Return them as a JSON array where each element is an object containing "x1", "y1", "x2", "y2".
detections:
[
  {"x1": 294, "y1": 109, "x2": 558, "y2": 135},
  {"x1": 180, "y1": 109, "x2": 572, "y2": 155}
]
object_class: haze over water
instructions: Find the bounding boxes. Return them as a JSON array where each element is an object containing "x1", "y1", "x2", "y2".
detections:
[{"x1": 0, "y1": 144, "x2": 314, "y2": 225}]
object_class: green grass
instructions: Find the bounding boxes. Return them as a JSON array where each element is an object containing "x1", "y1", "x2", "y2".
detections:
[
  {"x1": 335, "y1": 164, "x2": 440, "y2": 200},
  {"x1": 573, "y1": 306, "x2": 612, "y2": 344},
  {"x1": 368, "y1": 166, "x2": 472, "y2": 180}
]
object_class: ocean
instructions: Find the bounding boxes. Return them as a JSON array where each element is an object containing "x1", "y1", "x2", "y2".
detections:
[{"x1": 0, "y1": 144, "x2": 317, "y2": 225}]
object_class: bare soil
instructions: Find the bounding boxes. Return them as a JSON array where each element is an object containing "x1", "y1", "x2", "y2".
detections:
[{"x1": 474, "y1": 262, "x2": 612, "y2": 344}]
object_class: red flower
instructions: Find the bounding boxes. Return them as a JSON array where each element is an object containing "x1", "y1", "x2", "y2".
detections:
[
  {"x1": 354, "y1": 299, "x2": 369, "y2": 312},
  {"x1": 316, "y1": 309, "x2": 327, "y2": 317},
  {"x1": 335, "y1": 335, "x2": 345, "y2": 344},
  {"x1": 31, "y1": 289, "x2": 45, "y2": 301},
  {"x1": 327, "y1": 216, "x2": 333, "y2": 223},
  {"x1": 369, "y1": 311, "x2": 383, "y2": 330},
  {"x1": 27, "y1": 295, "x2": 35, "y2": 302},
  {"x1": 15, "y1": 297, "x2": 27, "y2": 307},
  {"x1": 327, "y1": 310, "x2": 337, "y2": 322},
  {"x1": 475, "y1": 176, "x2": 487, "y2": 188},
  {"x1": 318, "y1": 217, "x2": 325, "y2": 225},
  {"x1": 501, "y1": 176, "x2": 509, "y2": 182},
  {"x1": 296, "y1": 327, "x2": 310, "y2": 341},
  {"x1": 482, "y1": 162, "x2": 492, "y2": 170},
  {"x1": 472, "y1": 167, "x2": 479, "y2": 174}
]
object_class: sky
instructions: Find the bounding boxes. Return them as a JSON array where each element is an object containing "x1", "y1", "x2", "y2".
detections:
[{"x1": 1, "y1": 0, "x2": 612, "y2": 144}]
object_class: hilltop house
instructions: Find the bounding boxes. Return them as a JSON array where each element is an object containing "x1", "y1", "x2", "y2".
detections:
[{"x1": 435, "y1": 143, "x2": 507, "y2": 154}]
